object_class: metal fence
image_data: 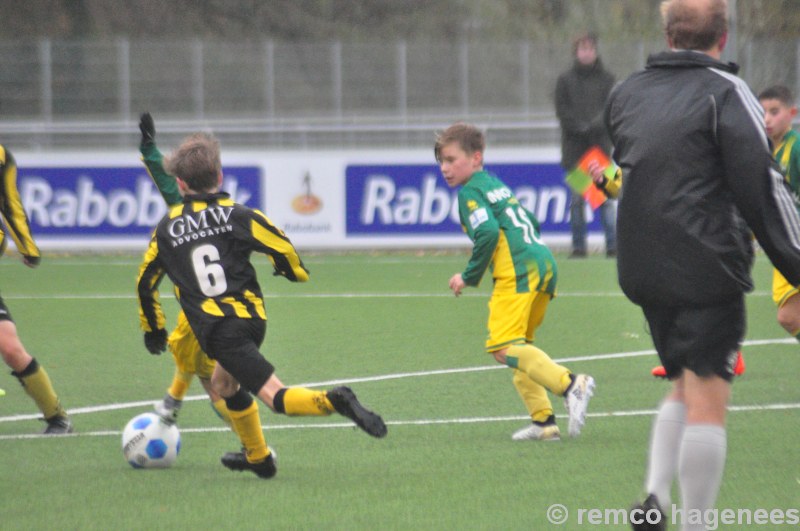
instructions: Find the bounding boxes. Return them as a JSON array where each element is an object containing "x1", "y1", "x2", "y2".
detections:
[{"x1": 1, "y1": 38, "x2": 798, "y2": 149}]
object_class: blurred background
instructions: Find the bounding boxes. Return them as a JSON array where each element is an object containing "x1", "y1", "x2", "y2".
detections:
[{"x1": 2, "y1": 0, "x2": 798, "y2": 150}]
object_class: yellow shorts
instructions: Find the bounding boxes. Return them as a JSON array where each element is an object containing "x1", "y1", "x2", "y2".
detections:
[
  {"x1": 485, "y1": 290, "x2": 553, "y2": 352},
  {"x1": 168, "y1": 311, "x2": 216, "y2": 379},
  {"x1": 772, "y1": 268, "x2": 800, "y2": 307}
]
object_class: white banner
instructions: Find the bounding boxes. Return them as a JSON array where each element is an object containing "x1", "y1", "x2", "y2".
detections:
[{"x1": 12, "y1": 147, "x2": 607, "y2": 252}]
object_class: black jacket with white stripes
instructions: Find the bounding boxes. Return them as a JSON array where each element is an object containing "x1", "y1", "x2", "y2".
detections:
[{"x1": 605, "y1": 50, "x2": 800, "y2": 307}]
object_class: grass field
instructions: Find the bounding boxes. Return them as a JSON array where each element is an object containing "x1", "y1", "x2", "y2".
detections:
[{"x1": 0, "y1": 251, "x2": 797, "y2": 530}]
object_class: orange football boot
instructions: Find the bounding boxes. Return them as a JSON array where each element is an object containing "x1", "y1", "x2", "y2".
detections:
[{"x1": 651, "y1": 351, "x2": 745, "y2": 378}]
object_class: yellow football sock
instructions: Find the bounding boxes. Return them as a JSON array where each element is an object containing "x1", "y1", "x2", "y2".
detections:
[
  {"x1": 505, "y1": 344, "x2": 572, "y2": 396},
  {"x1": 167, "y1": 370, "x2": 192, "y2": 400},
  {"x1": 15, "y1": 361, "x2": 66, "y2": 419},
  {"x1": 212, "y1": 398, "x2": 236, "y2": 432},
  {"x1": 283, "y1": 387, "x2": 334, "y2": 416},
  {"x1": 511, "y1": 368, "x2": 554, "y2": 423},
  {"x1": 227, "y1": 400, "x2": 268, "y2": 463}
]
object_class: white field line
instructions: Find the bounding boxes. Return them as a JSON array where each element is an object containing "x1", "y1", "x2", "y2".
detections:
[
  {"x1": 0, "y1": 255, "x2": 778, "y2": 268},
  {"x1": 0, "y1": 257, "x2": 468, "y2": 267},
  {"x1": 0, "y1": 338, "x2": 795, "y2": 433},
  {"x1": 1, "y1": 402, "x2": 797, "y2": 441},
  {"x1": 0, "y1": 291, "x2": 775, "y2": 300}
]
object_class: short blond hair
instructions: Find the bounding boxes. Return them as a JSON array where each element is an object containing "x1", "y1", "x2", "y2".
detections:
[
  {"x1": 164, "y1": 132, "x2": 221, "y2": 192},
  {"x1": 434, "y1": 123, "x2": 485, "y2": 163},
  {"x1": 661, "y1": 0, "x2": 728, "y2": 51}
]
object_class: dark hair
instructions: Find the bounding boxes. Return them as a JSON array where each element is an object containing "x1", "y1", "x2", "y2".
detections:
[
  {"x1": 164, "y1": 132, "x2": 221, "y2": 192},
  {"x1": 434, "y1": 123, "x2": 485, "y2": 163},
  {"x1": 758, "y1": 85, "x2": 795, "y2": 107},
  {"x1": 572, "y1": 32, "x2": 598, "y2": 55},
  {"x1": 661, "y1": 0, "x2": 728, "y2": 51}
]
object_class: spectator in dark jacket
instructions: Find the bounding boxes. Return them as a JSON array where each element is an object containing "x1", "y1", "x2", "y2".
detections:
[{"x1": 554, "y1": 32, "x2": 616, "y2": 258}]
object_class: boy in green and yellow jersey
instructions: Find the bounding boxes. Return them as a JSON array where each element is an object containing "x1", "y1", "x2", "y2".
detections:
[
  {"x1": 435, "y1": 122, "x2": 595, "y2": 440},
  {"x1": 759, "y1": 85, "x2": 800, "y2": 340}
]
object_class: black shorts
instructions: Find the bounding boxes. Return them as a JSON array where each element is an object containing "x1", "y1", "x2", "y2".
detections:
[
  {"x1": 641, "y1": 296, "x2": 745, "y2": 381},
  {"x1": 204, "y1": 318, "x2": 275, "y2": 394}
]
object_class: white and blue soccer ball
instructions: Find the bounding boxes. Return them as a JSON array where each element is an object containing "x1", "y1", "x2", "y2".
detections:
[{"x1": 122, "y1": 412, "x2": 181, "y2": 469}]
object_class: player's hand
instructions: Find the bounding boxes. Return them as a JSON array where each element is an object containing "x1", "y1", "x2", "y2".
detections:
[
  {"x1": 587, "y1": 160, "x2": 606, "y2": 186},
  {"x1": 139, "y1": 112, "x2": 155, "y2": 147},
  {"x1": 144, "y1": 328, "x2": 167, "y2": 355},
  {"x1": 22, "y1": 255, "x2": 40, "y2": 268},
  {"x1": 449, "y1": 273, "x2": 466, "y2": 297}
]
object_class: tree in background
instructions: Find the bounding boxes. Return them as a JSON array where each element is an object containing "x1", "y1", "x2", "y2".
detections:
[{"x1": 4, "y1": 1, "x2": 798, "y2": 43}]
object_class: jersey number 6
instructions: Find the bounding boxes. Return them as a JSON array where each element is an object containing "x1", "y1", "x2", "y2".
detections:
[{"x1": 192, "y1": 244, "x2": 228, "y2": 296}]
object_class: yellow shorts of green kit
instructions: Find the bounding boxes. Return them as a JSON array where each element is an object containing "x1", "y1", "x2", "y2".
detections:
[
  {"x1": 168, "y1": 311, "x2": 216, "y2": 379},
  {"x1": 485, "y1": 289, "x2": 552, "y2": 352},
  {"x1": 772, "y1": 267, "x2": 800, "y2": 308},
  {"x1": 484, "y1": 287, "x2": 571, "y2": 423}
]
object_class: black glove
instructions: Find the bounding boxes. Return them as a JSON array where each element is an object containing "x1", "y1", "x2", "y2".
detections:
[
  {"x1": 139, "y1": 112, "x2": 155, "y2": 147},
  {"x1": 144, "y1": 328, "x2": 167, "y2": 355}
]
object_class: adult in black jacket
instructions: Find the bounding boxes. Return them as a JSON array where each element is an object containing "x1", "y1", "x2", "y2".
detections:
[
  {"x1": 605, "y1": 1, "x2": 800, "y2": 529},
  {"x1": 554, "y1": 32, "x2": 617, "y2": 258}
]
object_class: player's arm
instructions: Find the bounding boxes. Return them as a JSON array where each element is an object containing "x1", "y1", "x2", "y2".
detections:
[
  {"x1": 601, "y1": 169, "x2": 622, "y2": 198},
  {"x1": 248, "y1": 209, "x2": 309, "y2": 282},
  {"x1": 136, "y1": 235, "x2": 168, "y2": 354},
  {"x1": 590, "y1": 164, "x2": 621, "y2": 199},
  {"x1": 139, "y1": 113, "x2": 183, "y2": 207},
  {"x1": 0, "y1": 146, "x2": 40, "y2": 266},
  {"x1": 459, "y1": 188, "x2": 499, "y2": 287}
]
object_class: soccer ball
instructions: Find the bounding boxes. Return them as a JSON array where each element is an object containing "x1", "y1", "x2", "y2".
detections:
[{"x1": 122, "y1": 412, "x2": 181, "y2": 469}]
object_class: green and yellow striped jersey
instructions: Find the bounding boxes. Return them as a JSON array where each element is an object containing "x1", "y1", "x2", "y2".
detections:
[
  {"x1": 774, "y1": 129, "x2": 800, "y2": 212},
  {"x1": 457, "y1": 171, "x2": 556, "y2": 294}
]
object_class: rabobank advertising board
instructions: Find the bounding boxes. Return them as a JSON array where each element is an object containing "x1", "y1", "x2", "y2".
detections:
[
  {"x1": 10, "y1": 148, "x2": 602, "y2": 251},
  {"x1": 16, "y1": 165, "x2": 261, "y2": 245},
  {"x1": 346, "y1": 162, "x2": 576, "y2": 238}
]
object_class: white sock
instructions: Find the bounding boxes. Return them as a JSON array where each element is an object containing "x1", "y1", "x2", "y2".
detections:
[
  {"x1": 678, "y1": 424, "x2": 727, "y2": 530},
  {"x1": 644, "y1": 400, "x2": 685, "y2": 509}
]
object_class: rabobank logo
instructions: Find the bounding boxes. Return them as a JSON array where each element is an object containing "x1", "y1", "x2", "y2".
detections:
[
  {"x1": 18, "y1": 166, "x2": 261, "y2": 235},
  {"x1": 346, "y1": 163, "x2": 576, "y2": 235}
]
